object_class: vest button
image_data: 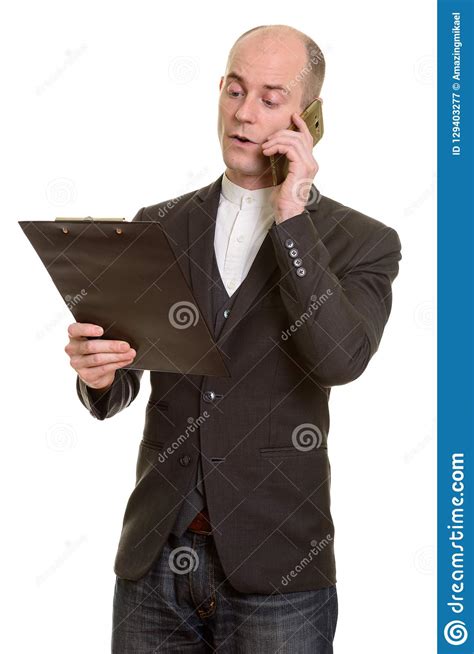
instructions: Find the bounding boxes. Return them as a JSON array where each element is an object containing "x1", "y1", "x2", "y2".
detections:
[
  {"x1": 203, "y1": 390, "x2": 216, "y2": 402},
  {"x1": 223, "y1": 309, "x2": 231, "y2": 318},
  {"x1": 285, "y1": 238, "x2": 295, "y2": 248},
  {"x1": 179, "y1": 455, "x2": 191, "y2": 466}
]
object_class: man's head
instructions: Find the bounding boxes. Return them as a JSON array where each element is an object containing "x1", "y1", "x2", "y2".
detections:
[{"x1": 217, "y1": 25, "x2": 325, "y2": 190}]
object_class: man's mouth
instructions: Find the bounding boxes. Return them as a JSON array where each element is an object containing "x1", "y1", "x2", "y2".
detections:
[{"x1": 229, "y1": 134, "x2": 259, "y2": 146}]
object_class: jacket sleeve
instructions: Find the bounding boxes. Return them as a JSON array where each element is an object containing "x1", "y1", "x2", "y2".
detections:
[
  {"x1": 76, "y1": 368, "x2": 144, "y2": 421},
  {"x1": 268, "y1": 209, "x2": 402, "y2": 387}
]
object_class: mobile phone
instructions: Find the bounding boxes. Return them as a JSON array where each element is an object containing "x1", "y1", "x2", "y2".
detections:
[{"x1": 269, "y1": 98, "x2": 324, "y2": 186}]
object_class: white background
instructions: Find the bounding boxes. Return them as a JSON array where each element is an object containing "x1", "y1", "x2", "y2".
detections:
[{"x1": 2, "y1": 0, "x2": 435, "y2": 651}]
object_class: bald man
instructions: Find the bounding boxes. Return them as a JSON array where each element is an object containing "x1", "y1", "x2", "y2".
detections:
[{"x1": 69, "y1": 23, "x2": 401, "y2": 653}]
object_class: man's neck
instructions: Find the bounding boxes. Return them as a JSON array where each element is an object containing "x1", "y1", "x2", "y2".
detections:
[{"x1": 225, "y1": 167, "x2": 273, "y2": 191}]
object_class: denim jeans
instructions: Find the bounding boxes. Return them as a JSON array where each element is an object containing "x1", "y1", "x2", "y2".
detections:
[{"x1": 112, "y1": 528, "x2": 338, "y2": 653}]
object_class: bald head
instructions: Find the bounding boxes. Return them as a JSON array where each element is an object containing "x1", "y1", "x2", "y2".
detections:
[
  {"x1": 217, "y1": 24, "x2": 324, "y2": 189},
  {"x1": 227, "y1": 24, "x2": 325, "y2": 110}
]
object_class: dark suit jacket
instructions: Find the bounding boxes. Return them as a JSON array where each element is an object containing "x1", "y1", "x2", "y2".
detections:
[{"x1": 77, "y1": 173, "x2": 402, "y2": 593}]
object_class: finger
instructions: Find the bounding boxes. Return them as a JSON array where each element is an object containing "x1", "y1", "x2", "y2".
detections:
[
  {"x1": 264, "y1": 128, "x2": 302, "y2": 143},
  {"x1": 263, "y1": 142, "x2": 317, "y2": 180},
  {"x1": 291, "y1": 112, "x2": 313, "y2": 144},
  {"x1": 262, "y1": 138, "x2": 313, "y2": 166},
  {"x1": 68, "y1": 322, "x2": 104, "y2": 339},
  {"x1": 71, "y1": 350, "x2": 136, "y2": 370},
  {"x1": 65, "y1": 337, "x2": 132, "y2": 357},
  {"x1": 262, "y1": 132, "x2": 308, "y2": 151},
  {"x1": 79, "y1": 360, "x2": 135, "y2": 385},
  {"x1": 265, "y1": 115, "x2": 313, "y2": 145},
  {"x1": 76, "y1": 338, "x2": 132, "y2": 356}
]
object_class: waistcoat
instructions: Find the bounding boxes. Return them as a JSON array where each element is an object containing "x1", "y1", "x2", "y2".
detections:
[{"x1": 170, "y1": 248, "x2": 241, "y2": 536}]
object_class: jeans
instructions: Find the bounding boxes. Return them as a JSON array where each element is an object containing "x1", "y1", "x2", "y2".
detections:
[{"x1": 112, "y1": 528, "x2": 338, "y2": 653}]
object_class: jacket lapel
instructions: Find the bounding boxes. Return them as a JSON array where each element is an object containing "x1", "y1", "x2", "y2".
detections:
[
  {"x1": 186, "y1": 175, "x2": 223, "y2": 336},
  {"x1": 185, "y1": 173, "x2": 278, "y2": 344},
  {"x1": 158, "y1": 173, "x2": 320, "y2": 347}
]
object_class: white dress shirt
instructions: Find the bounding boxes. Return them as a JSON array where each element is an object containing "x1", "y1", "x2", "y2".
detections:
[{"x1": 214, "y1": 172, "x2": 280, "y2": 297}]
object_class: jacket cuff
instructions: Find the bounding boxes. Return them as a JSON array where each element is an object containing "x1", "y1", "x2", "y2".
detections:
[
  {"x1": 268, "y1": 209, "x2": 323, "y2": 304},
  {"x1": 76, "y1": 371, "x2": 124, "y2": 421}
]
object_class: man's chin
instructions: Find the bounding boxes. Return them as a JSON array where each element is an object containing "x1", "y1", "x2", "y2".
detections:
[{"x1": 223, "y1": 154, "x2": 268, "y2": 178}]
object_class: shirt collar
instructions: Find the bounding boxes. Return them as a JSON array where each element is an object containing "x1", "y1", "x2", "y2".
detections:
[{"x1": 221, "y1": 171, "x2": 279, "y2": 210}]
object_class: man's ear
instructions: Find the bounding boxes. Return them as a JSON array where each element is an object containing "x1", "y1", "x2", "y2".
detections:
[{"x1": 219, "y1": 76, "x2": 224, "y2": 91}]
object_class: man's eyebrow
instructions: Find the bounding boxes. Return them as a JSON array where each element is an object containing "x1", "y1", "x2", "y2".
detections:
[{"x1": 226, "y1": 71, "x2": 290, "y2": 94}]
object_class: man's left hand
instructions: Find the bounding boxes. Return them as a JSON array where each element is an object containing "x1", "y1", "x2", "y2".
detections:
[{"x1": 262, "y1": 112, "x2": 319, "y2": 224}]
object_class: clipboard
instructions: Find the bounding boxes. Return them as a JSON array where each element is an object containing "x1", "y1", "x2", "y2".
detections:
[{"x1": 19, "y1": 217, "x2": 231, "y2": 377}]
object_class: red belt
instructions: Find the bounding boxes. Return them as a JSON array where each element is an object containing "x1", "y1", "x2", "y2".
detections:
[{"x1": 187, "y1": 508, "x2": 212, "y2": 534}]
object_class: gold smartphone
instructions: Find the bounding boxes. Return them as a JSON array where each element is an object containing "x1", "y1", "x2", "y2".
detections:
[{"x1": 269, "y1": 98, "x2": 324, "y2": 186}]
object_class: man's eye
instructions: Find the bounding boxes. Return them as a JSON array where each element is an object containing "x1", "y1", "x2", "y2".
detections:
[
  {"x1": 263, "y1": 99, "x2": 277, "y2": 108},
  {"x1": 227, "y1": 89, "x2": 241, "y2": 97}
]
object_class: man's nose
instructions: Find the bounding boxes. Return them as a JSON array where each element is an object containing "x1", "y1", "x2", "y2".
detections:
[{"x1": 234, "y1": 97, "x2": 257, "y2": 123}]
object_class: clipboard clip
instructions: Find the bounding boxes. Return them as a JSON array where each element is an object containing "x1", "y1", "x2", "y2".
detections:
[{"x1": 54, "y1": 216, "x2": 126, "y2": 222}]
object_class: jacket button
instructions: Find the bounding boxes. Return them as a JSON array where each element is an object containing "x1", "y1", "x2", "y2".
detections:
[
  {"x1": 293, "y1": 258, "x2": 303, "y2": 267},
  {"x1": 223, "y1": 309, "x2": 231, "y2": 318},
  {"x1": 203, "y1": 390, "x2": 216, "y2": 402},
  {"x1": 296, "y1": 267, "x2": 306, "y2": 277},
  {"x1": 284, "y1": 238, "x2": 294, "y2": 248},
  {"x1": 179, "y1": 455, "x2": 191, "y2": 466},
  {"x1": 289, "y1": 248, "x2": 299, "y2": 258}
]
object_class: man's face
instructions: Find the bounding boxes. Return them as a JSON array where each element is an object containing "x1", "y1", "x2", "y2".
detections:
[{"x1": 217, "y1": 33, "x2": 309, "y2": 189}]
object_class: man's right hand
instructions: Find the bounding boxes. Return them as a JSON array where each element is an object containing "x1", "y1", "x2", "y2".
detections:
[{"x1": 65, "y1": 322, "x2": 136, "y2": 392}]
